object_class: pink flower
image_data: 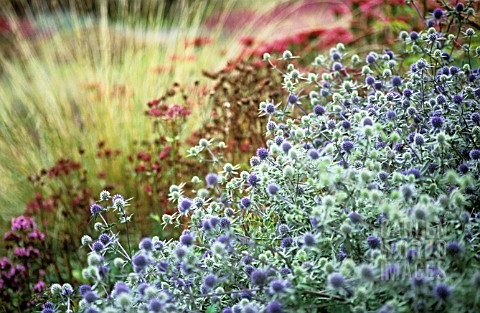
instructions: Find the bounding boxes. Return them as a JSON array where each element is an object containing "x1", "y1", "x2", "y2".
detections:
[
  {"x1": 11, "y1": 216, "x2": 36, "y2": 231},
  {"x1": 33, "y1": 281, "x2": 46, "y2": 292},
  {"x1": 159, "y1": 146, "x2": 172, "y2": 160},
  {"x1": 27, "y1": 230, "x2": 45, "y2": 241}
]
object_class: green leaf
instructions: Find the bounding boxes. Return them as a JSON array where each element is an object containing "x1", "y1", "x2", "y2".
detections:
[
  {"x1": 150, "y1": 214, "x2": 161, "y2": 222},
  {"x1": 205, "y1": 304, "x2": 219, "y2": 313}
]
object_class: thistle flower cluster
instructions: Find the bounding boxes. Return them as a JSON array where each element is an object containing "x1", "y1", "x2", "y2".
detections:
[{"x1": 44, "y1": 8, "x2": 479, "y2": 313}]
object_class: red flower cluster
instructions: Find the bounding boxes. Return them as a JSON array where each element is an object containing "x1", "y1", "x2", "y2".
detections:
[
  {"x1": 148, "y1": 101, "x2": 191, "y2": 119},
  {"x1": 184, "y1": 36, "x2": 213, "y2": 48},
  {"x1": 46, "y1": 159, "x2": 81, "y2": 178}
]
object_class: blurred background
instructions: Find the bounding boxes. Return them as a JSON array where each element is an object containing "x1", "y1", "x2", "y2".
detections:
[{"x1": 0, "y1": 0, "x2": 352, "y2": 230}]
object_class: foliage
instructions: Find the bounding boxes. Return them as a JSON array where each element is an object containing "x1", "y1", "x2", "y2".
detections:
[{"x1": 43, "y1": 4, "x2": 480, "y2": 312}]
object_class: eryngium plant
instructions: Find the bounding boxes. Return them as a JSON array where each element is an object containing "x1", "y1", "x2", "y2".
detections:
[{"x1": 44, "y1": 14, "x2": 480, "y2": 313}]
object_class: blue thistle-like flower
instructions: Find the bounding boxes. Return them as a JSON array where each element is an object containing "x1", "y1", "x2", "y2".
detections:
[
  {"x1": 280, "y1": 267, "x2": 292, "y2": 276},
  {"x1": 267, "y1": 183, "x2": 280, "y2": 196},
  {"x1": 180, "y1": 233, "x2": 194, "y2": 246},
  {"x1": 277, "y1": 224, "x2": 290, "y2": 235},
  {"x1": 328, "y1": 273, "x2": 345, "y2": 289},
  {"x1": 391, "y1": 76, "x2": 402, "y2": 87},
  {"x1": 433, "y1": 8, "x2": 443, "y2": 19},
  {"x1": 250, "y1": 269, "x2": 267, "y2": 286},
  {"x1": 210, "y1": 217, "x2": 219, "y2": 227},
  {"x1": 83, "y1": 291, "x2": 98, "y2": 303},
  {"x1": 366, "y1": 54, "x2": 376, "y2": 64},
  {"x1": 349, "y1": 211, "x2": 363, "y2": 224},
  {"x1": 266, "y1": 301, "x2": 283, "y2": 313},
  {"x1": 90, "y1": 204, "x2": 102, "y2": 215},
  {"x1": 453, "y1": 94, "x2": 463, "y2": 104},
  {"x1": 92, "y1": 241, "x2": 104, "y2": 253},
  {"x1": 407, "y1": 107, "x2": 417, "y2": 116},
  {"x1": 257, "y1": 147, "x2": 269, "y2": 160},
  {"x1": 205, "y1": 173, "x2": 219, "y2": 186},
  {"x1": 342, "y1": 141, "x2": 354, "y2": 153},
  {"x1": 265, "y1": 103, "x2": 275, "y2": 114},
  {"x1": 471, "y1": 112, "x2": 480, "y2": 124},
  {"x1": 430, "y1": 116, "x2": 444, "y2": 129},
  {"x1": 179, "y1": 199, "x2": 193, "y2": 213},
  {"x1": 469, "y1": 149, "x2": 480, "y2": 160},
  {"x1": 406, "y1": 249, "x2": 418, "y2": 262},
  {"x1": 244, "y1": 265, "x2": 255, "y2": 276},
  {"x1": 374, "y1": 81, "x2": 383, "y2": 90},
  {"x1": 458, "y1": 163, "x2": 469, "y2": 174},
  {"x1": 139, "y1": 238, "x2": 153, "y2": 251},
  {"x1": 440, "y1": 66, "x2": 450, "y2": 75},
  {"x1": 403, "y1": 89, "x2": 413, "y2": 98},
  {"x1": 407, "y1": 169, "x2": 421, "y2": 179},
  {"x1": 132, "y1": 254, "x2": 149, "y2": 268},
  {"x1": 99, "y1": 234, "x2": 111, "y2": 245},
  {"x1": 362, "y1": 117, "x2": 373, "y2": 126},
  {"x1": 270, "y1": 280, "x2": 285, "y2": 293},
  {"x1": 382, "y1": 264, "x2": 399, "y2": 280},
  {"x1": 275, "y1": 136, "x2": 285, "y2": 146},
  {"x1": 112, "y1": 194, "x2": 124, "y2": 204},
  {"x1": 113, "y1": 281, "x2": 130, "y2": 295},
  {"x1": 308, "y1": 149, "x2": 320, "y2": 160},
  {"x1": 281, "y1": 237, "x2": 293, "y2": 248},
  {"x1": 400, "y1": 184, "x2": 415, "y2": 201},
  {"x1": 250, "y1": 156, "x2": 261, "y2": 167},
  {"x1": 232, "y1": 305, "x2": 242, "y2": 313},
  {"x1": 240, "y1": 197, "x2": 251, "y2": 208},
  {"x1": 288, "y1": 94, "x2": 298, "y2": 104},
  {"x1": 446, "y1": 241, "x2": 462, "y2": 256},
  {"x1": 175, "y1": 246, "x2": 188, "y2": 259},
  {"x1": 149, "y1": 299, "x2": 164, "y2": 312},
  {"x1": 327, "y1": 120, "x2": 336, "y2": 129},
  {"x1": 156, "y1": 261, "x2": 168, "y2": 273},
  {"x1": 333, "y1": 62, "x2": 343, "y2": 71},
  {"x1": 341, "y1": 120, "x2": 351, "y2": 130},
  {"x1": 313, "y1": 105, "x2": 326, "y2": 116},
  {"x1": 331, "y1": 51, "x2": 341, "y2": 61},
  {"x1": 303, "y1": 233, "x2": 315, "y2": 247},
  {"x1": 455, "y1": 3, "x2": 464, "y2": 12},
  {"x1": 435, "y1": 95, "x2": 447, "y2": 105},
  {"x1": 411, "y1": 273, "x2": 424, "y2": 288},
  {"x1": 450, "y1": 66, "x2": 459, "y2": 76},
  {"x1": 417, "y1": 58, "x2": 427, "y2": 69},
  {"x1": 267, "y1": 121, "x2": 277, "y2": 131},
  {"x1": 386, "y1": 110, "x2": 396, "y2": 120},
  {"x1": 219, "y1": 218, "x2": 231, "y2": 229},
  {"x1": 365, "y1": 76, "x2": 375, "y2": 85},
  {"x1": 78, "y1": 284, "x2": 92, "y2": 295},
  {"x1": 281, "y1": 141, "x2": 292, "y2": 153},
  {"x1": 433, "y1": 283, "x2": 451, "y2": 301},
  {"x1": 203, "y1": 274, "x2": 217, "y2": 289},
  {"x1": 247, "y1": 173, "x2": 260, "y2": 187},
  {"x1": 410, "y1": 31, "x2": 419, "y2": 41},
  {"x1": 367, "y1": 235, "x2": 381, "y2": 249},
  {"x1": 377, "y1": 171, "x2": 388, "y2": 181}
]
